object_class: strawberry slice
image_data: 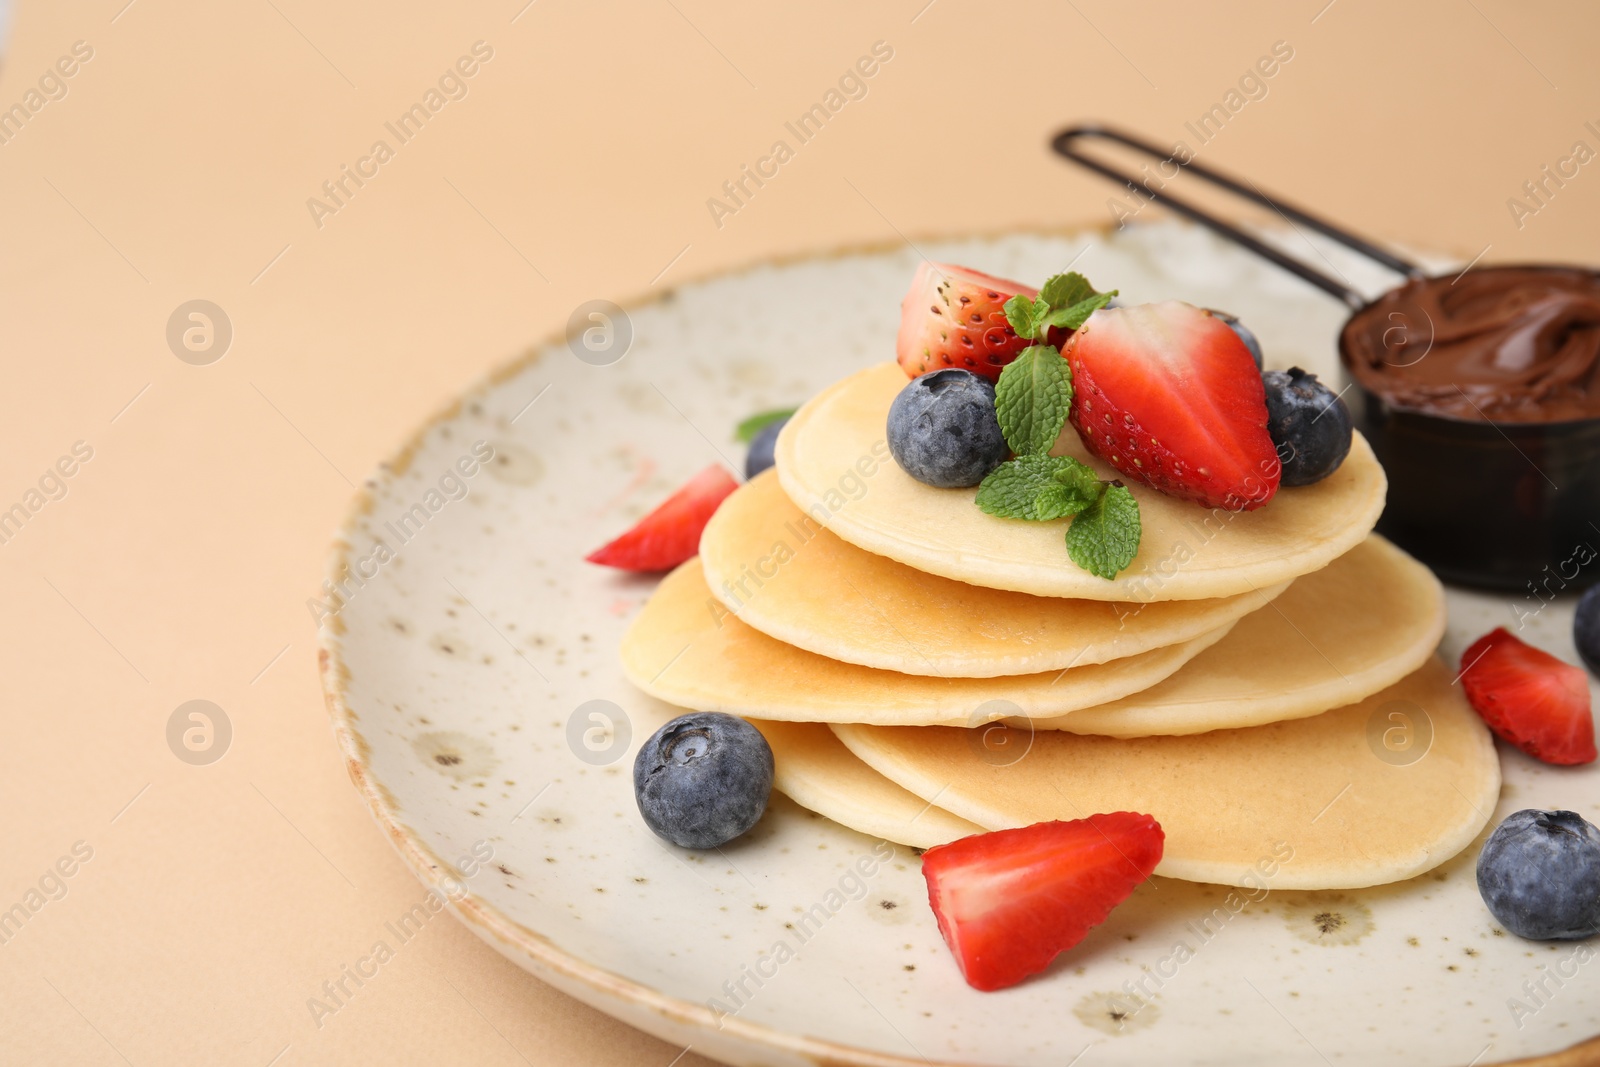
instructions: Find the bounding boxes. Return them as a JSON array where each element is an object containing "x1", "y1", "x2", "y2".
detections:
[
  {"x1": 921, "y1": 813, "x2": 1163, "y2": 991},
  {"x1": 1460, "y1": 628, "x2": 1596, "y2": 765},
  {"x1": 585, "y1": 465, "x2": 738, "y2": 572},
  {"x1": 896, "y1": 262, "x2": 1039, "y2": 381},
  {"x1": 1065, "y1": 302, "x2": 1280, "y2": 511}
]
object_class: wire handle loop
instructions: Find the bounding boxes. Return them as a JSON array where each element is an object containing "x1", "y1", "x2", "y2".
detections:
[{"x1": 1051, "y1": 124, "x2": 1424, "y2": 309}]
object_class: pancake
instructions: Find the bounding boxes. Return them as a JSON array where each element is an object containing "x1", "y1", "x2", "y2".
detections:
[
  {"x1": 620, "y1": 559, "x2": 1233, "y2": 725},
  {"x1": 753, "y1": 718, "x2": 982, "y2": 849},
  {"x1": 701, "y1": 470, "x2": 1286, "y2": 677},
  {"x1": 1030, "y1": 534, "x2": 1445, "y2": 736},
  {"x1": 832, "y1": 658, "x2": 1501, "y2": 890},
  {"x1": 775, "y1": 362, "x2": 1386, "y2": 602}
]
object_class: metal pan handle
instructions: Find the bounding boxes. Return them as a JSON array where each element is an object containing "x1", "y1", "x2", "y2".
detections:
[{"x1": 1050, "y1": 124, "x2": 1426, "y2": 309}]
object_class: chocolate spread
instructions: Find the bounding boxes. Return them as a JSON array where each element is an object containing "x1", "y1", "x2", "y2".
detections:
[{"x1": 1340, "y1": 266, "x2": 1600, "y2": 423}]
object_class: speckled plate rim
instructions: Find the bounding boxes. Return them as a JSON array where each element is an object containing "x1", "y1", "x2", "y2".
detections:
[{"x1": 313, "y1": 225, "x2": 1600, "y2": 1067}]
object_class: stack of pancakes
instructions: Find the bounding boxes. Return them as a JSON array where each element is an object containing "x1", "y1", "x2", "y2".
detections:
[{"x1": 621, "y1": 363, "x2": 1501, "y2": 891}]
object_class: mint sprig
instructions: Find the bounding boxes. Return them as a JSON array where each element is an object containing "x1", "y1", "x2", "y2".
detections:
[
  {"x1": 1002, "y1": 294, "x2": 1049, "y2": 341},
  {"x1": 976, "y1": 455, "x2": 1102, "y2": 521},
  {"x1": 976, "y1": 458, "x2": 1142, "y2": 579},
  {"x1": 1065, "y1": 482, "x2": 1141, "y2": 580},
  {"x1": 1003, "y1": 272, "x2": 1117, "y2": 343},
  {"x1": 994, "y1": 273, "x2": 1116, "y2": 457},
  {"x1": 977, "y1": 270, "x2": 1139, "y2": 580},
  {"x1": 994, "y1": 346, "x2": 1073, "y2": 456},
  {"x1": 1039, "y1": 272, "x2": 1097, "y2": 308}
]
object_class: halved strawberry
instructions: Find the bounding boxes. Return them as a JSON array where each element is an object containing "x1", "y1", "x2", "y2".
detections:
[
  {"x1": 921, "y1": 813, "x2": 1163, "y2": 991},
  {"x1": 1065, "y1": 302, "x2": 1280, "y2": 511},
  {"x1": 585, "y1": 465, "x2": 738, "y2": 572},
  {"x1": 1460, "y1": 628, "x2": 1595, "y2": 765},
  {"x1": 896, "y1": 262, "x2": 1038, "y2": 381}
]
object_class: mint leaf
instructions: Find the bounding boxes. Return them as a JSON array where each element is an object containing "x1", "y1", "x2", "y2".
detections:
[
  {"x1": 1027, "y1": 299, "x2": 1056, "y2": 340},
  {"x1": 1006, "y1": 273, "x2": 1116, "y2": 342},
  {"x1": 994, "y1": 346, "x2": 1074, "y2": 455},
  {"x1": 1003, "y1": 294, "x2": 1037, "y2": 338},
  {"x1": 1040, "y1": 460, "x2": 1105, "y2": 517},
  {"x1": 969, "y1": 269, "x2": 1138, "y2": 579},
  {"x1": 976, "y1": 456, "x2": 1102, "y2": 520},
  {"x1": 1066, "y1": 482, "x2": 1141, "y2": 580},
  {"x1": 735, "y1": 407, "x2": 797, "y2": 442},
  {"x1": 1038, "y1": 272, "x2": 1098, "y2": 308},
  {"x1": 1042, "y1": 290, "x2": 1116, "y2": 332}
]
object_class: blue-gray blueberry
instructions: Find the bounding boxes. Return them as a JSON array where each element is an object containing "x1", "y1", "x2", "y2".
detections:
[
  {"x1": 1261, "y1": 366, "x2": 1353, "y2": 487},
  {"x1": 1477, "y1": 809, "x2": 1600, "y2": 940},
  {"x1": 1575, "y1": 584, "x2": 1600, "y2": 678},
  {"x1": 886, "y1": 369, "x2": 1008, "y2": 489},
  {"x1": 633, "y1": 712, "x2": 773, "y2": 849},
  {"x1": 744, "y1": 415, "x2": 790, "y2": 479}
]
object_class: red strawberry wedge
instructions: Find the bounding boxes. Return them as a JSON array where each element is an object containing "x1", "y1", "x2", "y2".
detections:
[
  {"x1": 1459, "y1": 628, "x2": 1596, "y2": 765},
  {"x1": 1066, "y1": 302, "x2": 1280, "y2": 511},
  {"x1": 922, "y1": 814, "x2": 1164, "y2": 992},
  {"x1": 896, "y1": 262, "x2": 1039, "y2": 381},
  {"x1": 585, "y1": 465, "x2": 738, "y2": 572}
]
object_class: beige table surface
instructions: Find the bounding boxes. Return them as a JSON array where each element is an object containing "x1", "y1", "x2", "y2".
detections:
[{"x1": 1, "y1": 1, "x2": 1597, "y2": 1064}]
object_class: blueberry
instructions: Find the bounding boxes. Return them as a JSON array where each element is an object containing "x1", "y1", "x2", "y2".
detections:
[
  {"x1": 1576, "y1": 584, "x2": 1600, "y2": 678},
  {"x1": 886, "y1": 369, "x2": 1009, "y2": 489},
  {"x1": 1477, "y1": 809, "x2": 1600, "y2": 940},
  {"x1": 1208, "y1": 309, "x2": 1264, "y2": 369},
  {"x1": 633, "y1": 712, "x2": 773, "y2": 849},
  {"x1": 745, "y1": 415, "x2": 790, "y2": 479},
  {"x1": 1261, "y1": 366, "x2": 1353, "y2": 487}
]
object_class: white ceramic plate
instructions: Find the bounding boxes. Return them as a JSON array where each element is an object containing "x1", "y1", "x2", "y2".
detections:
[{"x1": 317, "y1": 222, "x2": 1600, "y2": 1067}]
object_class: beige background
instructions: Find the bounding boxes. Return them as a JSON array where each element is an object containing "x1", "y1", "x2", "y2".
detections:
[{"x1": 1, "y1": 1, "x2": 1596, "y2": 1064}]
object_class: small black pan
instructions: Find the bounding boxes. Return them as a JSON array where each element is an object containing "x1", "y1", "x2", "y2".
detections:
[{"x1": 1051, "y1": 124, "x2": 1600, "y2": 595}]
